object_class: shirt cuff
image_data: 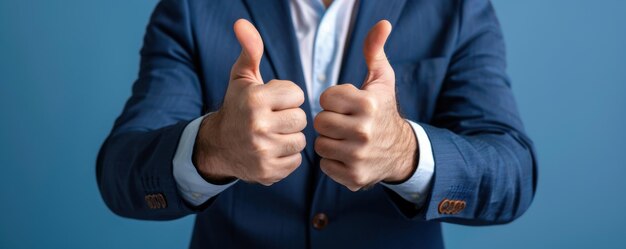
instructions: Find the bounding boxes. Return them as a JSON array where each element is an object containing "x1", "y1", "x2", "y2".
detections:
[
  {"x1": 380, "y1": 119, "x2": 435, "y2": 206},
  {"x1": 173, "y1": 114, "x2": 237, "y2": 207}
]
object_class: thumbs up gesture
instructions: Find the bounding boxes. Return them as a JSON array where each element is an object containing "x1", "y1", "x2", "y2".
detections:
[
  {"x1": 193, "y1": 19, "x2": 307, "y2": 186},
  {"x1": 313, "y1": 21, "x2": 417, "y2": 191}
]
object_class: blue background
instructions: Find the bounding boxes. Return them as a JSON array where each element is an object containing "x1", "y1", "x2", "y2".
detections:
[{"x1": 1, "y1": 0, "x2": 624, "y2": 248}]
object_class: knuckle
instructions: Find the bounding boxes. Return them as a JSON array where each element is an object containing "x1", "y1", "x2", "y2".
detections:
[
  {"x1": 314, "y1": 112, "x2": 337, "y2": 135},
  {"x1": 250, "y1": 119, "x2": 270, "y2": 135},
  {"x1": 319, "y1": 92, "x2": 330, "y2": 109},
  {"x1": 358, "y1": 95, "x2": 377, "y2": 113},
  {"x1": 256, "y1": 168, "x2": 275, "y2": 184},
  {"x1": 287, "y1": 82, "x2": 305, "y2": 105},
  {"x1": 313, "y1": 112, "x2": 325, "y2": 132},
  {"x1": 314, "y1": 137, "x2": 326, "y2": 155},
  {"x1": 290, "y1": 153, "x2": 303, "y2": 169},
  {"x1": 319, "y1": 86, "x2": 339, "y2": 108},
  {"x1": 351, "y1": 173, "x2": 368, "y2": 187},
  {"x1": 267, "y1": 80, "x2": 305, "y2": 107},
  {"x1": 353, "y1": 124, "x2": 371, "y2": 142},
  {"x1": 295, "y1": 132, "x2": 307, "y2": 151}
]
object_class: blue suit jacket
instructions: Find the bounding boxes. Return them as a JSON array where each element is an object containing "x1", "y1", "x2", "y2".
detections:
[{"x1": 97, "y1": 0, "x2": 537, "y2": 248}]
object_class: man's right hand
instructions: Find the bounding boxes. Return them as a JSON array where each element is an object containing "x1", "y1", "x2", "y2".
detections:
[{"x1": 192, "y1": 19, "x2": 307, "y2": 186}]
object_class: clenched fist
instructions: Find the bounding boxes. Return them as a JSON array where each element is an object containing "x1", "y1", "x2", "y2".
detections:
[
  {"x1": 193, "y1": 19, "x2": 307, "y2": 186},
  {"x1": 313, "y1": 20, "x2": 417, "y2": 191}
]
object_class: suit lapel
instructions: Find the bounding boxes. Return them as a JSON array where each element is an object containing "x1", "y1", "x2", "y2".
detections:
[
  {"x1": 337, "y1": 0, "x2": 407, "y2": 89},
  {"x1": 243, "y1": 0, "x2": 316, "y2": 165}
]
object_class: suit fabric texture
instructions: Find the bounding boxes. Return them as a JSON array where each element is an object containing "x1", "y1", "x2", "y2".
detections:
[{"x1": 97, "y1": 0, "x2": 538, "y2": 248}]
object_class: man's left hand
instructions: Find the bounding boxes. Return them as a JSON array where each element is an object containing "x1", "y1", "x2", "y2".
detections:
[{"x1": 313, "y1": 20, "x2": 418, "y2": 191}]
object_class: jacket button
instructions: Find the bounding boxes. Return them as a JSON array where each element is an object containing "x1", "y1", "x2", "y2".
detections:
[
  {"x1": 438, "y1": 199, "x2": 451, "y2": 214},
  {"x1": 155, "y1": 193, "x2": 167, "y2": 209},
  {"x1": 145, "y1": 194, "x2": 155, "y2": 209},
  {"x1": 454, "y1": 201, "x2": 466, "y2": 214},
  {"x1": 312, "y1": 213, "x2": 328, "y2": 230},
  {"x1": 145, "y1": 193, "x2": 167, "y2": 209},
  {"x1": 450, "y1": 200, "x2": 460, "y2": 213},
  {"x1": 438, "y1": 199, "x2": 466, "y2": 214}
]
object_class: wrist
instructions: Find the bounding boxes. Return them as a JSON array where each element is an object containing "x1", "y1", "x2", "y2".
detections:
[
  {"x1": 193, "y1": 112, "x2": 238, "y2": 184},
  {"x1": 383, "y1": 119, "x2": 418, "y2": 183}
]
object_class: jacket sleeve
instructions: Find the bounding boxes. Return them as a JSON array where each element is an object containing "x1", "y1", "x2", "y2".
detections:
[
  {"x1": 96, "y1": 0, "x2": 207, "y2": 220},
  {"x1": 389, "y1": 0, "x2": 538, "y2": 225}
]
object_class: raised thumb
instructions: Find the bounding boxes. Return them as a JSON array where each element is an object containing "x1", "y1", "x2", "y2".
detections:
[
  {"x1": 230, "y1": 19, "x2": 264, "y2": 83},
  {"x1": 362, "y1": 20, "x2": 394, "y2": 89}
]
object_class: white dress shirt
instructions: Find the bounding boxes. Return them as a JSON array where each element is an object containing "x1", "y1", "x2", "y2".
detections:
[{"x1": 173, "y1": 0, "x2": 435, "y2": 207}]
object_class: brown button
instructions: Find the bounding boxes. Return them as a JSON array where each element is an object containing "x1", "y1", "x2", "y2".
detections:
[
  {"x1": 312, "y1": 213, "x2": 328, "y2": 230},
  {"x1": 452, "y1": 200, "x2": 463, "y2": 214},
  {"x1": 450, "y1": 200, "x2": 459, "y2": 213},
  {"x1": 155, "y1": 193, "x2": 167, "y2": 209},
  {"x1": 145, "y1": 194, "x2": 156, "y2": 209},
  {"x1": 145, "y1": 193, "x2": 167, "y2": 209},
  {"x1": 438, "y1": 199, "x2": 451, "y2": 214},
  {"x1": 456, "y1": 201, "x2": 466, "y2": 214},
  {"x1": 438, "y1": 199, "x2": 466, "y2": 214},
  {"x1": 447, "y1": 201, "x2": 455, "y2": 213}
]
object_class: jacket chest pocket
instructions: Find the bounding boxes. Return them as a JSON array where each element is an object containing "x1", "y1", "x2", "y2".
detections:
[{"x1": 392, "y1": 57, "x2": 448, "y2": 123}]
